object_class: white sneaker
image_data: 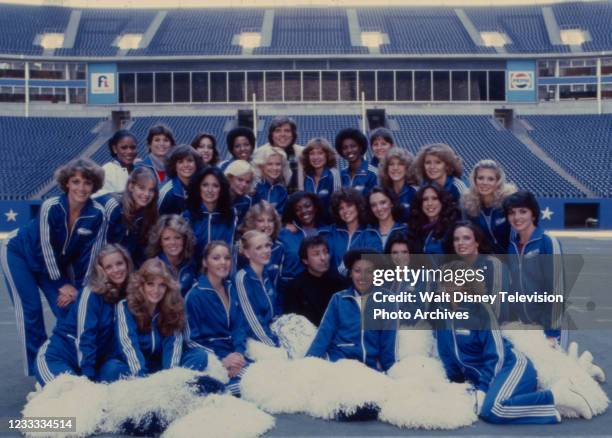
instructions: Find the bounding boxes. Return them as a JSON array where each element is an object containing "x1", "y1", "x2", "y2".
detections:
[{"x1": 552, "y1": 378, "x2": 593, "y2": 420}]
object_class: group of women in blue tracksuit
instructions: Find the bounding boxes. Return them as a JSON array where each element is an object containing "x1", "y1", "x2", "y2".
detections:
[{"x1": 1, "y1": 117, "x2": 587, "y2": 425}]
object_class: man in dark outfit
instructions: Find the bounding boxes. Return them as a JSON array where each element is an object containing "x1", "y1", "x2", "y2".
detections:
[{"x1": 285, "y1": 235, "x2": 350, "y2": 326}]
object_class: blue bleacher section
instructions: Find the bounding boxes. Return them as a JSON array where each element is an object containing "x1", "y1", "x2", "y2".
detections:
[
  {"x1": 0, "y1": 4, "x2": 70, "y2": 55},
  {"x1": 257, "y1": 115, "x2": 361, "y2": 147},
  {"x1": 524, "y1": 115, "x2": 612, "y2": 197},
  {"x1": 357, "y1": 8, "x2": 492, "y2": 55},
  {"x1": 90, "y1": 116, "x2": 232, "y2": 165},
  {"x1": 132, "y1": 9, "x2": 264, "y2": 56},
  {"x1": 4, "y1": 114, "x2": 611, "y2": 200},
  {"x1": 0, "y1": 117, "x2": 101, "y2": 199},
  {"x1": 465, "y1": 6, "x2": 569, "y2": 53},
  {"x1": 56, "y1": 9, "x2": 155, "y2": 57},
  {"x1": 392, "y1": 115, "x2": 583, "y2": 198},
  {"x1": 553, "y1": 2, "x2": 612, "y2": 52},
  {"x1": 254, "y1": 9, "x2": 366, "y2": 55},
  {"x1": 1, "y1": 3, "x2": 612, "y2": 56}
]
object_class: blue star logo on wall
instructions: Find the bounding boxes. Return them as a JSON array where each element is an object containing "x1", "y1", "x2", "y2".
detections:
[
  {"x1": 4, "y1": 209, "x2": 18, "y2": 222},
  {"x1": 541, "y1": 207, "x2": 554, "y2": 220}
]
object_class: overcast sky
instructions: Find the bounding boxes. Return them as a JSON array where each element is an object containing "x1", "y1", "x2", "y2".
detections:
[{"x1": 0, "y1": 0, "x2": 602, "y2": 8}]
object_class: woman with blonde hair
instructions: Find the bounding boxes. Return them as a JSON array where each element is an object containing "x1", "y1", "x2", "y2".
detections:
[
  {"x1": 102, "y1": 167, "x2": 159, "y2": 267},
  {"x1": 1, "y1": 157, "x2": 105, "y2": 376},
  {"x1": 252, "y1": 145, "x2": 292, "y2": 214},
  {"x1": 98, "y1": 258, "x2": 186, "y2": 381},
  {"x1": 235, "y1": 230, "x2": 280, "y2": 347},
  {"x1": 461, "y1": 159, "x2": 517, "y2": 253},
  {"x1": 412, "y1": 143, "x2": 467, "y2": 202},
  {"x1": 300, "y1": 137, "x2": 341, "y2": 220},
  {"x1": 378, "y1": 147, "x2": 417, "y2": 222},
  {"x1": 35, "y1": 245, "x2": 133, "y2": 386},
  {"x1": 224, "y1": 159, "x2": 255, "y2": 225},
  {"x1": 235, "y1": 201, "x2": 284, "y2": 287},
  {"x1": 147, "y1": 215, "x2": 196, "y2": 296},
  {"x1": 261, "y1": 116, "x2": 304, "y2": 194}
]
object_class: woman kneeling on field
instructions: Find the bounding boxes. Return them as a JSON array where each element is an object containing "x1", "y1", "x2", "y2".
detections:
[
  {"x1": 99, "y1": 258, "x2": 192, "y2": 381},
  {"x1": 306, "y1": 249, "x2": 398, "y2": 372},
  {"x1": 35, "y1": 244, "x2": 133, "y2": 386},
  {"x1": 435, "y1": 260, "x2": 592, "y2": 424}
]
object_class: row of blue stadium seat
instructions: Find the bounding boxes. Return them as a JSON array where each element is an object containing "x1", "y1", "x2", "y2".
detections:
[
  {"x1": 1, "y1": 3, "x2": 611, "y2": 56},
  {"x1": 21, "y1": 114, "x2": 606, "y2": 201},
  {"x1": 0, "y1": 4, "x2": 70, "y2": 55},
  {"x1": 57, "y1": 9, "x2": 155, "y2": 57},
  {"x1": 254, "y1": 9, "x2": 366, "y2": 55},
  {"x1": 465, "y1": 6, "x2": 569, "y2": 53},
  {"x1": 392, "y1": 115, "x2": 582, "y2": 198},
  {"x1": 358, "y1": 8, "x2": 494, "y2": 55},
  {"x1": 554, "y1": 2, "x2": 612, "y2": 52},
  {"x1": 130, "y1": 9, "x2": 263, "y2": 56},
  {"x1": 0, "y1": 117, "x2": 101, "y2": 199},
  {"x1": 524, "y1": 115, "x2": 612, "y2": 197}
]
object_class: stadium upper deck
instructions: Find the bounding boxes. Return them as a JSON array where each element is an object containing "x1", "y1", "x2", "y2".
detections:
[{"x1": 0, "y1": 2, "x2": 611, "y2": 57}]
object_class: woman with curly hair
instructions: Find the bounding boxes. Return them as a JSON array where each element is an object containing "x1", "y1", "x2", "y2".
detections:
[
  {"x1": 408, "y1": 185, "x2": 459, "y2": 259},
  {"x1": 158, "y1": 145, "x2": 204, "y2": 216},
  {"x1": 235, "y1": 201, "x2": 284, "y2": 287},
  {"x1": 35, "y1": 245, "x2": 133, "y2": 386},
  {"x1": 98, "y1": 258, "x2": 185, "y2": 381},
  {"x1": 252, "y1": 145, "x2": 292, "y2": 215},
  {"x1": 224, "y1": 159, "x2": 255, "y2": 226},
  {"x1": 322, "y1": 188, "x2": 373, "y2": 274},
  {"x1": 412, "y1": 143, "x2": 467, "y2": 202},
  {"x1": 219, "y1": 127, "x2": 256, "y2": 172},
  {"x1": 300, "y1": 137, "x2": 341, "y2": 220},
  {"x1": 183, "y1": 166, "x2": 237, "y2": 262},
  {"x1": 1, "y1": 158, "x2": 105, "y2": 376},
  {"x1": 102, "y1": 167, "x2": 159, "y2": 267},
  {"x1": 461, "y1": 160, "x2": 517, "y2": 254},
  {"x1": 335, "y1": 128, "x2": 377, "y2": 196},
  {"x1": 363, "y1": 186, "x2": 407, "y2": 252},
  {"x1": 378, "y1": 147, "x2": 417, "y2": 222},
  {"x1": 278, "y1": 192, "x2": 325, "y2": 300},
  {"x1": 191, "y1": 132, "x2": 219, "y2": 167},
  {"x1": 147, "y1": 215, "x2": 197, "y2": 297}
]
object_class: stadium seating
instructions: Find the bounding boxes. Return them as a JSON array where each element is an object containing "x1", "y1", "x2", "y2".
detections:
[
  {"x1": 254, "y1": 9, "x2": 367, "y2": 55},
  {"x1": 524, "y1": 115, "x2": 612, "y2": 197},
  {"x1": 357, "y1": 8, "x2": 492, "y2": 54},
  {"x1": 5, "y1": 114, "x2": 607, "y2": 200},
  {"x1": 0, "y1": 117, "x2": 102, "y2": 199},
  {"x1": 90, "y1": 116, "x2": 233, "y2": 164},
  {"x1": 392, "y1": 115, "x2": 583, "y2": 198},
  {"x1": 465, "y1": 6, "x2": 569, "y2": 53},
  {"x1": 57, "y1": 9, "x2": 155, "y2": 57},
  {"x1": 553, "y1": 1, "x2": 612, "y2": 52},
  {"x1": 2, "y1": 3, "x2": 612, "y2": 55},
  {"x1": 0, "y1": 4, "x2": 70, "y2": 55},
  {"x1": 132, "y1": 9, "x2": 264, "y2": 56}
]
